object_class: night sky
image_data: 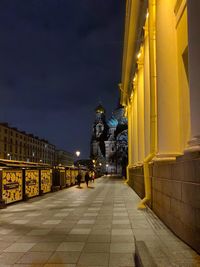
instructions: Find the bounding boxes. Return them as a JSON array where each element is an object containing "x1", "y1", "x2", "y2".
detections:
[{"x1": 0, "y1": 0, "x2": 125, "y2": 159}]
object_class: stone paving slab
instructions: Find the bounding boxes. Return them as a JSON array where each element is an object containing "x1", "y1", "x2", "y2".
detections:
[{"x1": 0, "y1": 176, "x2": 199, "y2": 266}]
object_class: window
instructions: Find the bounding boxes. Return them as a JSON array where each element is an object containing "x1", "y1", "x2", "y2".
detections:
[
  {"x1": 19, "y1": 142, "x2": 22, "y2": 154},
  {"x1": 15, "y1": 141, "x2": 18, "y2": 153}
]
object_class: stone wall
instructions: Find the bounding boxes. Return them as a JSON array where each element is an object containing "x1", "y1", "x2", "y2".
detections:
[
  {"x1": 128, "y1": 166, "x2": 145, "y2": 200},
  {"x1": 128, "y1": 152, "x2": 200, "y2": 254},
  {"x1": 152, "y1": 152, "x2": 200, "y2": 254}
]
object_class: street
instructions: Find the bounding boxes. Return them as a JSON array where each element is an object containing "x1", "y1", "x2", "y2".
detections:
[{"x1": 0, "y1": 176, "x2": 199, "y2": 266}]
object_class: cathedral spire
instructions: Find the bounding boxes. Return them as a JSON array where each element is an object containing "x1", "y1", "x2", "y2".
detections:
[{"x1": 95, "y1": 103, "x2": 105, "y2": 114}]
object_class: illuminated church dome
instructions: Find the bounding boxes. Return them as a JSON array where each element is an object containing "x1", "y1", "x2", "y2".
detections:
[
  {"x1": 95, "y1": 104, "x2": 105, "y2": 114},
  {"x1": 107, "y1": 116, "x2": 118, "y2": 128}
]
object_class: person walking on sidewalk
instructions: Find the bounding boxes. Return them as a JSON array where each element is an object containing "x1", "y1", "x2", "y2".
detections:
[
  {"x1": 90, "y1": 170, "x2": 95, "y2": 182},
  {"x1": 76, "y1": 171, "x2": 82, "y2": 187},
  {"x1": 85, "y1": 171, "x2": 90, "y2": 187}
]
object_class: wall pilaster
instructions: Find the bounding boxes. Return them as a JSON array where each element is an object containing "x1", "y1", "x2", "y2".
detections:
[{"x1": 156, "y1": 0, "x2": 181, "y2": 159}]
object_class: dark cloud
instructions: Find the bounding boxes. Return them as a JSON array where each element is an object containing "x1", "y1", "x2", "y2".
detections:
[{"x1": 0, "y1": 0, "x2": 125, "y2": 158}]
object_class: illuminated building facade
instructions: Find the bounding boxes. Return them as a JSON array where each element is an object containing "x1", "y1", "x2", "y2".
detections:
[
  {"x1": 55, "y1": 149, "x2": 74, "y2": 166},
  {"x1": 0, "y1": 123, "x2": 55, "y2": 165},
  {"x1": 120, "y1": 0, "x2": 200, "y2": 253}
]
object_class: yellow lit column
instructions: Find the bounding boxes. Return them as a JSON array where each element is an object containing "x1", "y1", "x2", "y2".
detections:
[
  {"x1": 186, "y1": 1, "x2": 200, "y2": 151},
  {"x1": 127, "y1": 102, "x2": 133, "y2": 166},
  {"x1": 156, "y1": 0, "x2": 181, "y2": 159},
  {"x1": 125, "y1": 103, "x2": 131, "y2": 182},
  {"x1": 137, "y1": 49, "x2": 145, "y2": 163},
  {"x1": 132, "y1": 88, "x2": 138, "y2": 164},
  {"x1": 143, "y1": 23, "x2": 151, "y2": 158}
]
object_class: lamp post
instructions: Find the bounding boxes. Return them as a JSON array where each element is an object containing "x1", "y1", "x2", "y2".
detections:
[
  {"x1": 92, "y1": 159, "x2": 96, "y2": 172},
  {"x1": 75, "y1": 151, "x2": 81, "y2": 186},
  {"x1": 106, "y1": 164, "x2": 109, "y2": 175},
  {"x1": 98, "y1": 162, "x2": 102, "y2": 176},
  {"x1": 75, "y1": 151, "x2": 80, "y2": 169}
]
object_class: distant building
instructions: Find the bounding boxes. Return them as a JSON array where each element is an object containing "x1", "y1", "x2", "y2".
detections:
[
  {"x1": 55, "y1": 149, "x2": 74, "y2": 166},
  {"x1": 90, "y1": 104, "x2": 108, "y2": 171},
  {"x1": 0, "y1": 123, "x2": 55, "y2": 165},
  {"x1": 90, "y1": 104, "x2": 128, "y2": 175}
]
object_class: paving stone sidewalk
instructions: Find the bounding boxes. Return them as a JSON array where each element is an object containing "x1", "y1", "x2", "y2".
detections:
[{"x1": 0, "y1": 176, "x2": 199, "y2": 267}]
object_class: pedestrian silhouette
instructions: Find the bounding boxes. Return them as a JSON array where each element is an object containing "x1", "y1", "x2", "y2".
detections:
[
  {"x1": 85, "y1": 171, "x2": 90, "y2": 187},
  {"x1": 76, "y1": 171, "x2": 82, "y2": 187}
]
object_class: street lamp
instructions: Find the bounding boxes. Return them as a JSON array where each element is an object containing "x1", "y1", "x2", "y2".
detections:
[
  {"x1": 92, "y1": 159, "x2": 96, "y2": 169},
  {"x1": 75, "y1": 151, "x2": 81, "y2": 169},
  {"x1": 76, "y1": 151, "x2": 80, "y2": 157},
  {"x1": 106, "y1": 164, "x2": 109, "y2": 175}
]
